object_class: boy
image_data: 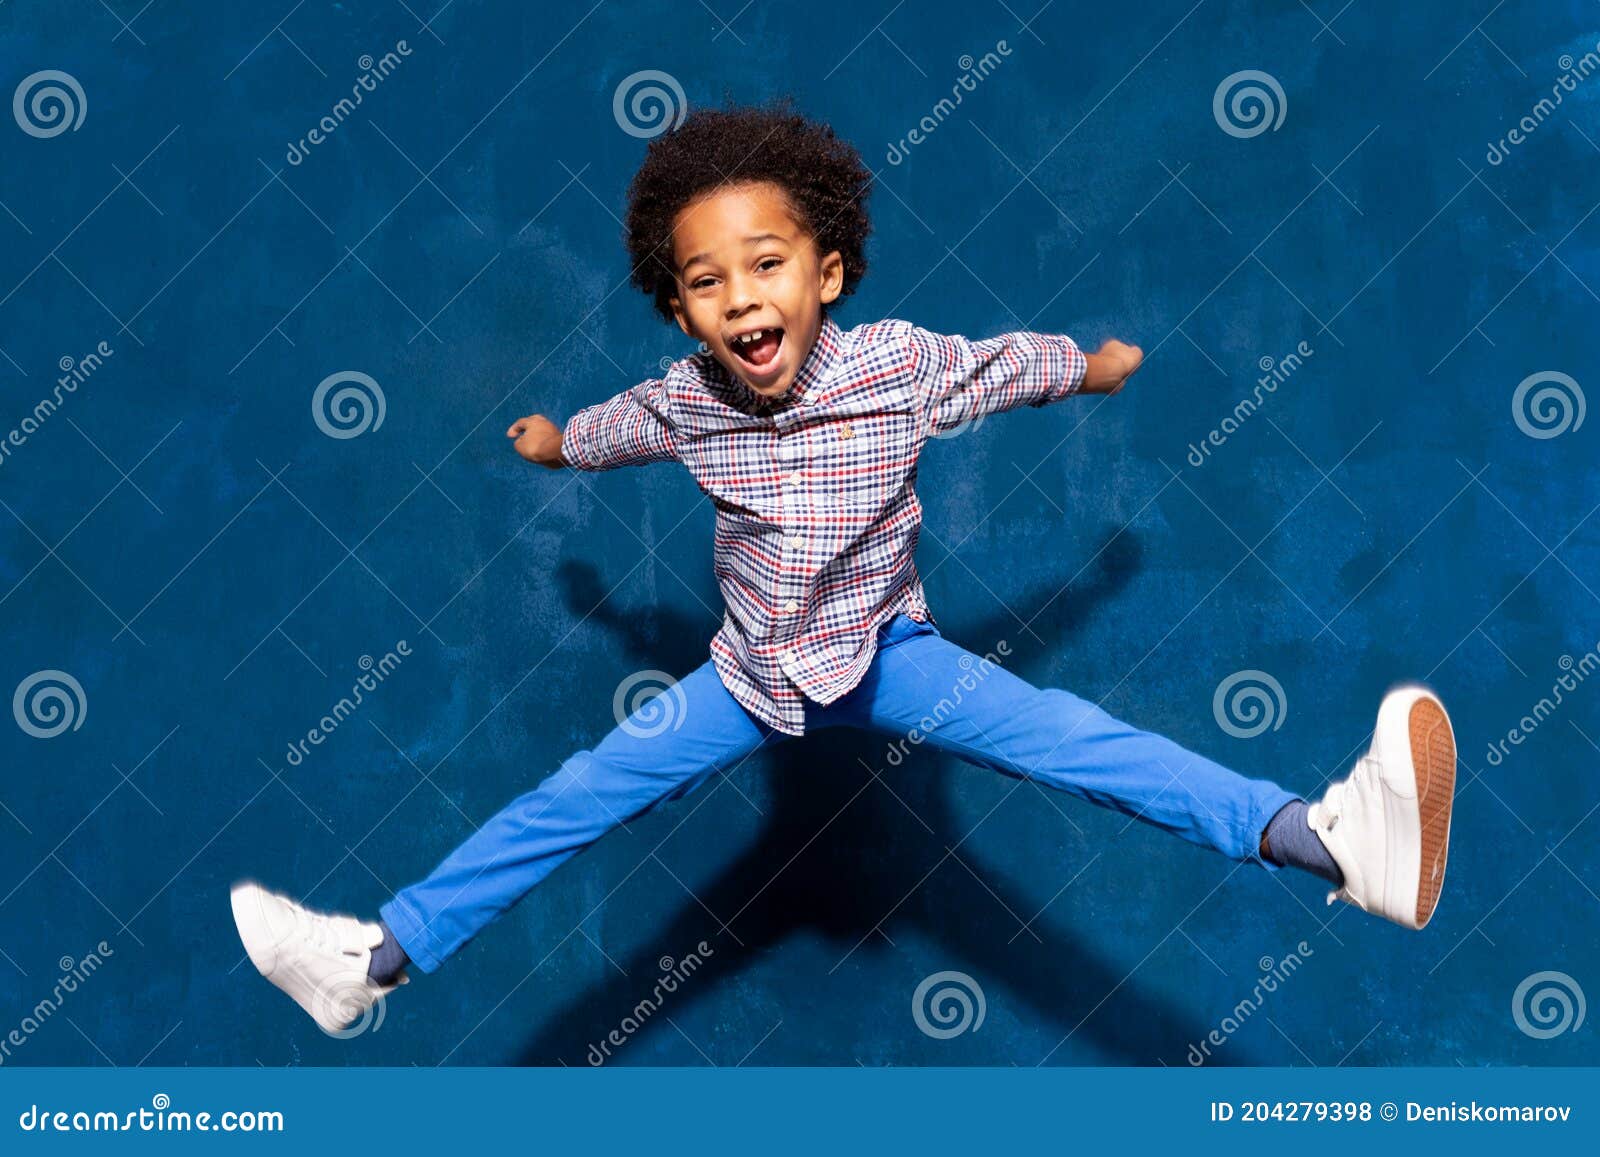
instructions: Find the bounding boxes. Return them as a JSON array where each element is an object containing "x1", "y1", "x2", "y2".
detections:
[{"x1": 232, "y1": 104, "x2": 1456, "y2": 1037}]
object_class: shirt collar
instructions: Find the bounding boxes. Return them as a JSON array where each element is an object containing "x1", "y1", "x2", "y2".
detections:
[{"x1": 703, "y1": 315, "x2": 844, "y2": 415}]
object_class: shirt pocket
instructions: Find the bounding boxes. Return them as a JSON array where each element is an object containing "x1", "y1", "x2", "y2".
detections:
[{"x1": 813, "y1": 410, "x2": 917, "y2": 509}]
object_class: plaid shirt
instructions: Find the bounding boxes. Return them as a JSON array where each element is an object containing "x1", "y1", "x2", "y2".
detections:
[{"x1": 561, "y1": 316, "x2": 1087, "y2": 736}]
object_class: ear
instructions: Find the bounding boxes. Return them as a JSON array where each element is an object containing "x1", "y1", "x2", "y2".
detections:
[
  {"x1": 670, "y1": 294, "x2": 694, "y2": 339},
  {"x1": 818, "y1": 249, "x2": 845, "y2": 305}
]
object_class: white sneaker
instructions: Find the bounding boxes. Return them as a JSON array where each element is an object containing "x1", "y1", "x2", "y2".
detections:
[
  {"x1": 1307, "y1": 684, "x2": 1457, "y2": 929},
  {"x1": 230, "y1": 880, "x2": 406, "y2": 1036}
]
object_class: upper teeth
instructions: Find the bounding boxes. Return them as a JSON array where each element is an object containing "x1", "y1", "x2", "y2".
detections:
[{"x1": 736, "y1": 330, "x2": 769, "y2": 345}]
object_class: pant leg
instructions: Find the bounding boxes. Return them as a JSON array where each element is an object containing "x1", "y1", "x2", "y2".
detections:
[
  {"x1": 381, "y1": 657, "x2": 784, "y2": 972},
  {"x1": 840, "y1": 619, "x2": 1296, "y2": 865}
]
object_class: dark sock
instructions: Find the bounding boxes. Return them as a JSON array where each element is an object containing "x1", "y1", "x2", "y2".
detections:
[
  {"x1": 367, "y1": 919, "x2": 410, "y2": 986},
  {"x1": 1261, "y1": 800, "x2": 1344, "y2": 887}
]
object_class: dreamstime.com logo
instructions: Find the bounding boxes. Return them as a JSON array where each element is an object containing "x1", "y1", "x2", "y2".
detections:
[
  {"x1": 13, "y1": 670, "x2": 86, "y2": 738},
  {"x1": 0, "y1": 942, "x2": 115, "y2": 1066},
  {"x1": 613, "y1": 669, "x2": 688, "y2": 738},
  {"x1": 881, "y1": 639, "x2": 1011, "y2": 767},
  {"x1": 1185, "y1": 340, "x2": 1314, "y2": 467},
  {"x1": 1213, "y1": 70, "x2": 1286, "y2": 139},
  {"x1": 17, "y1": 1094, "x2": 284, "y2": 1134},
  {"x1": 912, "y1": 970, "x2": 986, "y2": 1039},
  {"x1": 1512, "y1": 971, "x2": 1585, "y2": 1040},
  {"x1": 281, "y1": 643, "x2": 411, "y2": 767},
  {"x1": 1512, "y1": 371, "x2": 1584, "y2": 440},
  {"x1": 313, "y1": 371, "x2": 386, "y2": 439},
  {"x1": 285, "y1": 42, "x2": 412, "y2": 166},
  {"x1": 1212, "y1": 669, "x2": 1286, "y2": 739},
  {"x1": 1187, "y1": 942, "x2": 1315, "y2": 1065},
  {"x1": 613, "y1": 70, "x2": 687, "y2": 139},
  {"x1": 1486, "y1": 43, "x2": 1600, "y2": 165},
  {"x1": 586, "y1": 943, "x2": 715, "y2": 1064},
  {"x1": 13, "y1": 70, "x2": 86, "y2": 138},
  {"x1": 1484, "y1": 644, "x2": 1600, "y2": 767},
  {"x1": 885, "y1": 41, "x2": 1014, "y2": 166}
]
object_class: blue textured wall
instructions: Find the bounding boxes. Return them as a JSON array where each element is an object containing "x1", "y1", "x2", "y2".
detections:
[{"x1": 1, "y1": 0, "x2": 1596, "y2": 1067}]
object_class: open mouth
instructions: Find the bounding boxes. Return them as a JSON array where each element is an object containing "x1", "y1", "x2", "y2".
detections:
[{"x1": 728, "y1": 327, "x2": 785, "y2": 374}]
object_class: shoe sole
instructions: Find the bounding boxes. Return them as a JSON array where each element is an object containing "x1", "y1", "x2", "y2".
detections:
[{"x1": 1410, "y1": 695, "x2": 1456, "y2": 928}]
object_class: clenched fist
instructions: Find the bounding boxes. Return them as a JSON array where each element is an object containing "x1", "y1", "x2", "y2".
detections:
[
  {"x1": 1080, "y1": 339, "x2": 1143, "y2": 395},
  {"x1": 506, "y1": 414, "x2": 566, "y2": 469}
]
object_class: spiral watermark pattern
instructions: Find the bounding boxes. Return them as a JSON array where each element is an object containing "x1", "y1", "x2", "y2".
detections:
[
  {"x1": 312, "y1": 371, "x2": 386, "y2": 440},
  {"x1": 612, "y1": 70, "x2": 687, "y2": 139},
  {"x1": 613, "y1": 669, "x2": 688, "y2": 738},
  {"x1": 929, "y1": 410, "x2": 989, "y2": 440},
  {"x1": 1512, "y1": 971, "x2": 1586, "y2": 1039},
  {"x1": 13, "y1": 670, "x2": 87, "y2": 738},
  {"x1": 1212, "y1": 669, "x2": 1286, "y2": 738},
  {"x1": 1512, "y1": 371, "x2": 1585, "y2": 440},
  {"x1": 1212, "y1": 70, "x2": 1286, "y2": 139},
  {"x1": 912, "y1": 970, "x2": 986, "y2": 1039},
  {"x1": 13, "y1": 70, "x2": 86, "y2": 138},
  {"x1": 313, "y1": 977, "x2": 388, "y2": 1039}
]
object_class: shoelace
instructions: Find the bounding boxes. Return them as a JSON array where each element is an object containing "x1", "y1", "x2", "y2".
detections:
[{"x1": 299, "y1": 907, "x2": 366, "y2": 959}]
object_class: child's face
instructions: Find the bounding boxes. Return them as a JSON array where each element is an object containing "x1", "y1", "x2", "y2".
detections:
[{"x1": 669, "y1": 181, "x2": 844, "y2": 400}]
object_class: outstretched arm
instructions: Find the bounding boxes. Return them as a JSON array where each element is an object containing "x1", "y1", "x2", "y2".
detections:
[
  {"x1": 508, "y1": 378, "x2": 679, "y2": 471},
  {"x1": 909, "y1": 325, "x2": 1142, "y2": 437}
]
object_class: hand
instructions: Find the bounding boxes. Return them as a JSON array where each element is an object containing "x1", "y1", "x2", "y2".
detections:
[
  {"x1": 1081, "y1": 339, "x2": 1143, "y2": 395},
  {"x1": 506, "y1": 414, "x2": 566, "y2": 468}
]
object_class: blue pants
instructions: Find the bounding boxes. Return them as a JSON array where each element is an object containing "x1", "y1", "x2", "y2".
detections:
[{"x1": 381, "y1": 614, "x2": 1297, "y2": 972}]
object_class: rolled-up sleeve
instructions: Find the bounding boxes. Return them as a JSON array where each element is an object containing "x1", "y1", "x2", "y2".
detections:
[
  {"x1": 908, "y1": 325, "x2": 1087, "y2": 437},
  {"x1": 560, "y1": 377, "x2": 679, "y2": 471}
]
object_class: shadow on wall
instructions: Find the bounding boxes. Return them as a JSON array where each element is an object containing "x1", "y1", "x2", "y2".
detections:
[{"x1": 516, "y1": 527, "x2": 1249, "y2": 1066}]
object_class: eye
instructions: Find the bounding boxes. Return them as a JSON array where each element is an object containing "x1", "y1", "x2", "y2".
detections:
[
  {"x1": 756, "y1": 257, "x2": 784, "y2": 273},
  {"x1": 690, "y1": 276, "x2": 719, "y2": 291}
]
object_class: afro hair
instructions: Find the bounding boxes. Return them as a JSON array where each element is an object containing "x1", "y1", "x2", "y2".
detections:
[{"x1": 623, "y1": 101, "x2": 873, "y2": 323}]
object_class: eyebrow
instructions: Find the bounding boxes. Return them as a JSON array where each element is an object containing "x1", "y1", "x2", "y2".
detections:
[{"x1": 679, "y1": 233, "x2": 791, "y2": 271}]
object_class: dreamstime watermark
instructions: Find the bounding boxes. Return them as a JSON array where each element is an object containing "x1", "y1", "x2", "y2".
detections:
[
  {"x1": 885, "y1": 41, "x2": 1013, "y2": 165},
  {"x1": 1186, "y1": 942, "x2": 1314, "y2": 1065},
  {"x1": 13, "y1": 670, "x2": 86, "y2": 738},
  {"x1": 613, "y1": 669, "x2": 688, "y2": 738},
  {"x1": 1212, "y1": 669, "x2": 1286, "y2": 739},
  {"x1": 0, "y1": 341, "x2": 113, "y2": 471},
  {"x1": 880, "y1": 638, "x2": 1011, "y2": 767},
  {"x1": 1511, "y1": 371, "x2": 1584, "y2": 439},
  {"x1": 282, "y1": 643, "x2": 411, "y2": 767},
  {"x1": 312, "y1": 370, "x2": 386, "y2": 439},
  {"x1": 586, "y1": 943, "x2": 715, "y2": 1064},
  {"x1": 17, "y1": 1094, "x2": 283, "y2": 1134},
  {"x1": 1486, "y1": 44, "x2": 1600, "y2": 165},
  {"x1": 1213, "y1": 70, "x2": 1286, "y2": 139},
  {"x1": 1512, "y1": 970, "x2": 1585, "y2": 1039},
  {"x1": 1484, "y1": 644, "x2": 1600, "y2": 767},
  {"x1": 912, "y1": 970, "x2": 986, "y2": 1039},
  {"x1": 1186, "y1": 340, "x2": 1314, "y2": 466},
  {"x1": 314, "y1": 976, "x2": 388, "y2": 1039},
  {"x1": 613, "y1": 70, "x2": 687, "y2": 139},
  {"x1": 0, "y1": 942, "x2": 114, "y2": 1065},
  {"x1": 285, "y1": 42, "x2": 412, "y2": 165},
  {"x1": 13, "y1": 70, "x2": 86, "y2": 138},
  {"x1": 657, "y1": 341, "x2": 711, "y2": 374}
]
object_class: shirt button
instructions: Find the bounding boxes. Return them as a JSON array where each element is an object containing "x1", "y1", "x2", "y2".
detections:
[
  {"x1": 784, "y1": 599, "x2": 799, "y2": 613},
  {"x1": 782, "y1": 649, "x2": 796, "y2": 662},
  {"x1": 786, "y1": 471, "x2": 802, "y2": 486},
  {"x1": 788, "y1": 535, "x2": 805, "y2": 548}
]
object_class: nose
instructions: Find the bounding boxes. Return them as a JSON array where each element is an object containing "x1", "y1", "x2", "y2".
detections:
[{"x1": 723, "y1": 270, "x2": 760, "y2": 319}]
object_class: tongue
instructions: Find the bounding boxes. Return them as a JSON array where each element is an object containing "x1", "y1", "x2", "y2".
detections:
[{"x1": 742, "y1": 331, "x2": 782, "y2": 367}]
